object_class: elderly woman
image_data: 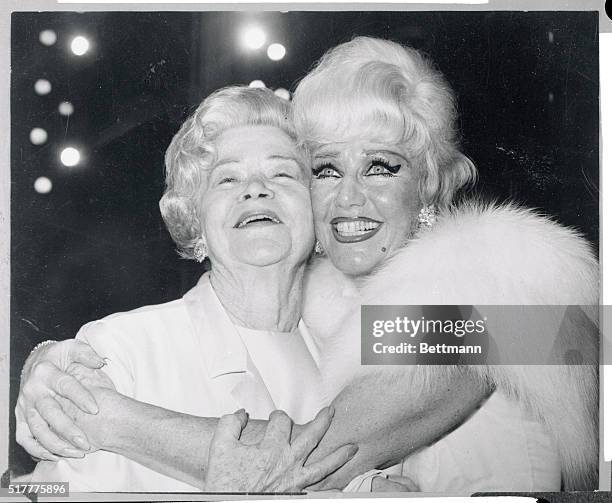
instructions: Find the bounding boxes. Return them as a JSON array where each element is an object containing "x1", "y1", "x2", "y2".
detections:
[
  {"x1": 17, "y1": 37, "x2": 598, "y2": 492},
  {"x1": 20, "y1": 85, "x2": 369, "y2": 491}
]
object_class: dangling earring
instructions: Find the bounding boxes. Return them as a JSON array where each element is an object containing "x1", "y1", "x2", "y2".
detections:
[
  {"x1": 193, "y1": 237, "x2": 208, "y2": 263},
  {"x1": 314, "y1": 240, "x2": 325, "y2": 255},
  {"x1": 417, "y1": 205, "x2": 438, "y2": 231}
]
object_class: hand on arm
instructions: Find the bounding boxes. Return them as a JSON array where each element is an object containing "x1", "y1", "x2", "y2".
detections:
[
  {"x1": 16, "y1": 340, "x2": 106, "y2": 460},
  {"x1": 17, "y1": 339, "x2": 263, "y2": 488},
  {"x1": 203, "y1": 408, "x2": 357, "y2": 492},
  {"x1": 56, "y1": 390, "x2": 356, "y2": 490},
  {"x1": 95, "y1": 365, "x2": 488, "y2": 490}
]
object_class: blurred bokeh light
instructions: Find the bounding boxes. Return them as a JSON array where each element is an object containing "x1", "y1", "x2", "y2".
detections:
[
  {"x1": 241, "y1": 26, "x2": 266, "y2": 50},
  {"x1": 274, "y1": 88, "x2": 290, "y2": 100},
  {"x1": 58, "y1": 101, "x2": 74, "y2": 116},
  {"x1": 29, "y1": 128, "x2": 48, "y2": 145},
  {"x1": 70, "y1": 35, "x2": 90, "y2": 56},
  {"x1": 39, "y1": 29, "x2": 57, "y2": 46},
  {"x1": 34, "y1": 79, "x2": 51, "y2": 95},
  {"x1": 60, "y1": 147, "x2": 81, "y2": 167},
  {"x1": 34, "y1": 176, "x2": 53, "y2": 194},
  {"x1": 267, "y1": 43, "x2": 286, "y2": 61}
]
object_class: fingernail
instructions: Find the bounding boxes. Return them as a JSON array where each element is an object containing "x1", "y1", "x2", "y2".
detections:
[
  {"x1": 72, "y1": 435, "x2": 90, "y2": 450},
  {"x1": 347, "y1": 444, "x2": 359, "y2": 458},
  {"x1": 93, "y1": 357, "x2": 106, "y2": 368},
  {"x1": 328, "y1": 405, "x2": 335, "y2": 418},
  {"x1": 84, "y1": 401, "x2": 99, "y2": 414},
  {"x1": 235, "y1": 408, "x2": 245, "y2": 414},
  {"x1": 63, "y1": 448, "x2": 85, "y2": 458}
]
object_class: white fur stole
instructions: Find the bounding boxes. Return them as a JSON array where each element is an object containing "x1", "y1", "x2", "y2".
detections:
[{"x1": 302, "y1": 202, "x2": 599, "y2": 490}]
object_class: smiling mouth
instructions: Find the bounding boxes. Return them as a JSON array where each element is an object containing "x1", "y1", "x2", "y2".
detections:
[
  {"x1": 234, "y1": 212, "x2": 282, "y2": 229},
  {"x1": 330, "y1": 217, "x2": 383, "y2": 243}
]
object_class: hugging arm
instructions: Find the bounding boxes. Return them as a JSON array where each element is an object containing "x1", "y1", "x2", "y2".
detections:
[
  {"x1": 303, "y1": 366, "x2": 488, "y2": 489},
  {"x1": 71, "y1": 367, "x2": 486, "y2": 490},
  {"x1": 57, "y1": 387, "x2": 356, "y2": 490},
  {"x1": 18, "y1": 340, "x2": 488, "y2": 489}
]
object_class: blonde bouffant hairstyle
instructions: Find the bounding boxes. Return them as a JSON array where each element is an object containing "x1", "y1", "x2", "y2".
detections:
[
  {"x1": 160, "y1": 86, "x2": 298, "y2": 260},
  {"x1": 292, "y1": 36, "x2": 476, "y2": 209}
]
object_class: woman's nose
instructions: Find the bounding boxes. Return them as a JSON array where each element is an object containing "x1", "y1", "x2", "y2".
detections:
[
  {"x1": 335, "y1": 177, "x2": 366, "y2": 208},
  {"x1": 239, "y1": 177, "x2": 274, "y2": 201}
]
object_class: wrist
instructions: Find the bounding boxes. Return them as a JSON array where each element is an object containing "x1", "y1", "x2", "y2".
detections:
[
  {"x1": 92, "y1": 388, "x2": 142, "y2": 455},
  {"x1": 74, "y1": 387, "x2": 123, "y2": 451}
]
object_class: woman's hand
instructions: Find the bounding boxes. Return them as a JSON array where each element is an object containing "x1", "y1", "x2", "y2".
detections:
[
  {"x1": 15, "y1": 340, "x2": 106, "y2": 460},
  {"x1": 54, "y1": 363, "x2": 117, "y2": 452},
  {"x1": 203, "y1": 407, "x2": 358, "y2": 492}
]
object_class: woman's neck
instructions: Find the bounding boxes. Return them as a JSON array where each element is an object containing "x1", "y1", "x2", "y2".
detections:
[{"x1": 209, "y1": 263, "x2": 305, "y2": 332}]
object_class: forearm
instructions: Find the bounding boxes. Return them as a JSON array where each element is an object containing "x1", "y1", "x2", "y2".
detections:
[
  {"x1": 308, "y1": 366, "x2": 490, "y2": 490},
  {"x1": 82, "y1": 388, "x2": 268, "y2": 488},
  {"x1": 76, "y1": 366, "x2": 488, "y2": 490}
]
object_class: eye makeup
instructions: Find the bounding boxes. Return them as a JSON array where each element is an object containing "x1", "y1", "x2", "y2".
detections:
[{"x1": 368, "y1": 156, "x2": 401, "y2": 175}]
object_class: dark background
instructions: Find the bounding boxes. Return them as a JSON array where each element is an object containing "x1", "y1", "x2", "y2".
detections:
[{"x1": 10, "y1": 11, "x2": 599, "y2": 475}]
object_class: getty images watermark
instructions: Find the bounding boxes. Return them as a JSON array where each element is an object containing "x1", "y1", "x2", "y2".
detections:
[{"x1": 361, "y1": 305, "x2": 602, "y2": 365}]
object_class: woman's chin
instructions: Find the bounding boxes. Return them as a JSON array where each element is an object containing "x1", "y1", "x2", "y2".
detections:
[
  {"x1": 324, "y1": 239, "x2": 388, "y2": 277},
  {"x1": 329, "y1": 252, "x2": 382, "y2": 277},
  {"x1": 231, "y1": 239, "x2": 294, "y2": 267}
]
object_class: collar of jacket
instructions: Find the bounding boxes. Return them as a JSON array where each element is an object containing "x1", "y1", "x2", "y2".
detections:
[{"x1": 183, "y1": 273, "x2": 249, "y2": 379}]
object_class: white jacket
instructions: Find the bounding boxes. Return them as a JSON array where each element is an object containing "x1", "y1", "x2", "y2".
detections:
[{"x1": 303, "y1": 202, "x2": 599, "y2": 490}]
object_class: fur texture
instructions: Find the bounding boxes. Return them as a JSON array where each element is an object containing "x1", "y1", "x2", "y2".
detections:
[{"x1": 302, "y1": 202, "x2": 599, "y2": 490}]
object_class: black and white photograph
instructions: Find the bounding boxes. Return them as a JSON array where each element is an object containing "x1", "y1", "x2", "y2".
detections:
[{"x1": 3, "y1": 3, "x2": 608, "y2": 499}]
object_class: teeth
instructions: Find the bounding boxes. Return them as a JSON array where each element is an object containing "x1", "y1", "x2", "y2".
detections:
[
  {"x1": 334, "y1": 220, "x2": 380, "y2": 236},
  {"x1": 237, "y1": 214, "x2": 280, "y2": 228}
]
